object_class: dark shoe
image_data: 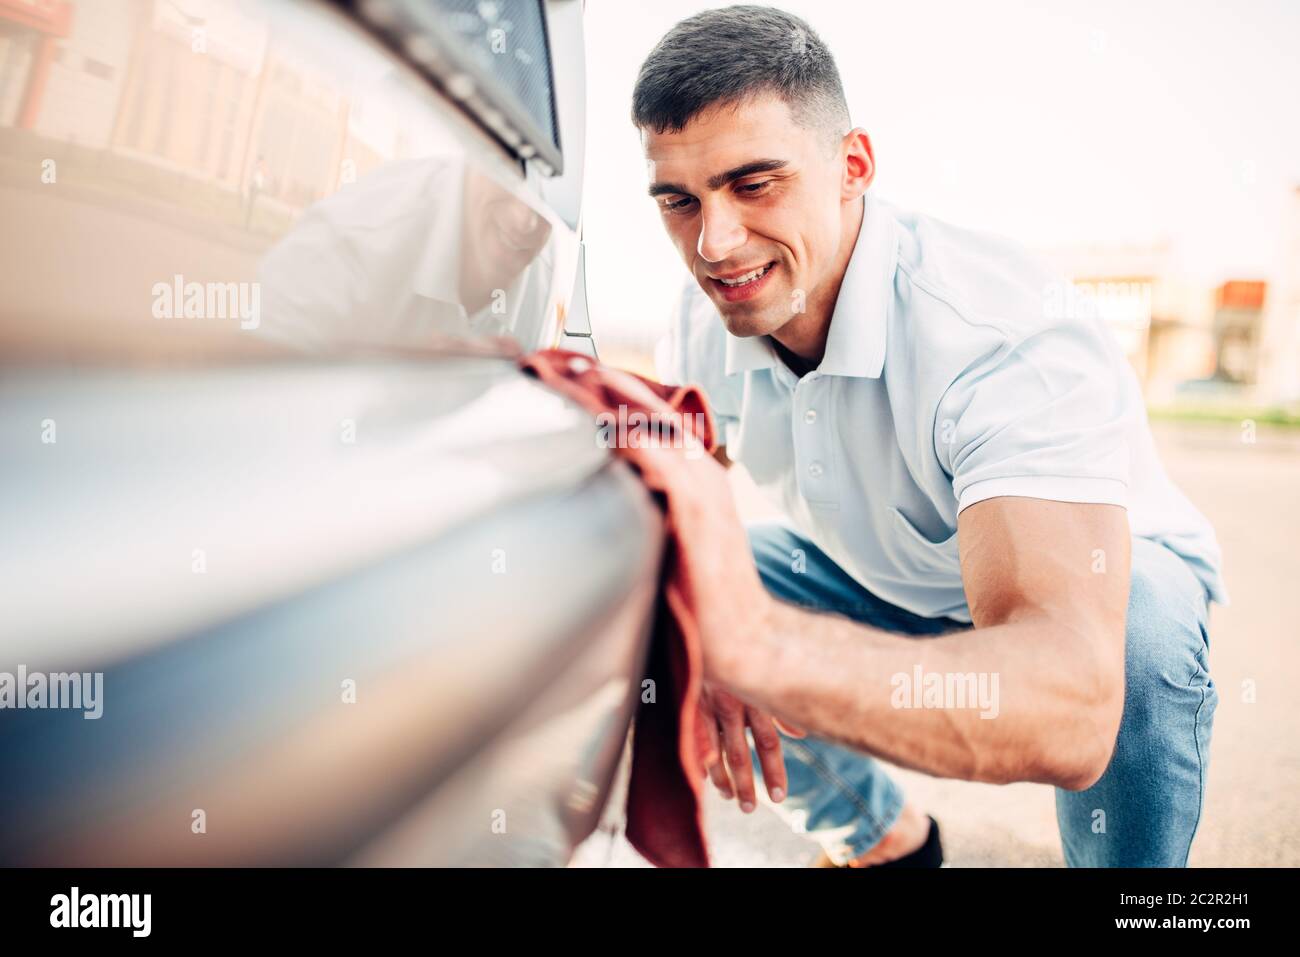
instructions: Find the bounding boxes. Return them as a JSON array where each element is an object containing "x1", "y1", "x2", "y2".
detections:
[
  {"x1": 812, "y1": 816, "x2": 943, "y2": 868},
  {"x1": 875, "y1": 815, "x2": 942, "y2": 867}
]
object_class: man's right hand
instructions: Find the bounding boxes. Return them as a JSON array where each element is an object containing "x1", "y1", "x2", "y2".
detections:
[{"x1": 698, "y1": 682, "x2": 805, "y2": 812}]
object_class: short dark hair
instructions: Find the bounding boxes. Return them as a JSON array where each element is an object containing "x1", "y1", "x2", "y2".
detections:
[{"x1": 631, "y1": 5, "x2": 850, "y2": 147}]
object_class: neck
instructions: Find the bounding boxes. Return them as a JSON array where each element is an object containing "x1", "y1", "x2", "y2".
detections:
[{"x1": 770, "y1": 195, "x2": 865, "y2": 369}]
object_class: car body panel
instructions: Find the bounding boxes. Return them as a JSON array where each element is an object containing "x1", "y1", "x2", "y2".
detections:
[{"x1": 0, "y1": 0, "x2": 654, "y2": 866}]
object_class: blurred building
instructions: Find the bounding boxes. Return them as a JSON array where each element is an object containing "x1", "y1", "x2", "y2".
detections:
[
  {"x1": 1212, "y1": 280, "x2": 1267, "y2": 386},
  {"x1": 0, "y1": 0, "x2": 73, "y2": 127},
  {"x1": 1256, "y1": 187, "x2": 1300, "y2": 405},
  {"x1": 1044, "y1": 209, "x2": 1300, "y2": 408},
  {"x1": 1041, "y1": 241, "x2": 1217, "y2": 404},
  {"x1": 0, "y1": 0, "x2": 415, "y2": 227}
]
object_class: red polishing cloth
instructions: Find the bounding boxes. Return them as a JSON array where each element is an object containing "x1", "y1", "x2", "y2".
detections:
[{"x1": 519, "y1": 348, "x2": 714, "y2": 868}]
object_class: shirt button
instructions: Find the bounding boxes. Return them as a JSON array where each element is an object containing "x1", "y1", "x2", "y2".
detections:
[
  {"x1": 808, "y1": 461, "x2": 824, "y2": 478},
  {"x1": 804, "y1": 409, "x2": 817, "y2": 425}
]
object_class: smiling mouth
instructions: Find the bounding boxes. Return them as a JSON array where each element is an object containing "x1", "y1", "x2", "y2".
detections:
[
  {"x1": 708, "y1": 260, "x2": 778, "y2": 303},
  {"x1": 713, "y1": 262, "x2": 775, "y2": 287}
]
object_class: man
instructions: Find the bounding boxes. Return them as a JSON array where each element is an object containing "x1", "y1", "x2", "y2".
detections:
[
  {"x1": 635, "y1": 5, "x2": 1225, "y2": 867},
  {"x1": 258, "y1": 159, "x2": 551, "y2": 350}
]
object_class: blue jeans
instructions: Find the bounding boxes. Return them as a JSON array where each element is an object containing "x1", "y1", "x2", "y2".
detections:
[{"x1": 746, "y1": 523, "x2": 1218, "y2": 867}]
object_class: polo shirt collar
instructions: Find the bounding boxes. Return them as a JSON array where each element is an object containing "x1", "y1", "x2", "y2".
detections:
[
  {"x1": 723, "y1": 326, "x2": 778, "y2": 376},
  {"x1": 722, "y1": 191, "x2": 899, "y2": 379}
]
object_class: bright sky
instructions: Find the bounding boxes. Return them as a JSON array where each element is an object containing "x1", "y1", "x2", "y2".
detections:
[{"x1": 580, "y1": 0, "x2": 1300, "y2": 347}]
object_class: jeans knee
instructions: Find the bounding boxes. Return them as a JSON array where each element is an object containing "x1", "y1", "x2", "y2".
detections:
[{"x1": 1123, "y1": 558, "x2": 1211, "y2": 696}]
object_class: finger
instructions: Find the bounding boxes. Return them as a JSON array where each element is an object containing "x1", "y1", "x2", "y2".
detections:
[
  {"x1": 746, "y1": 707, "x2": 789, "y2": 803},
  {"x1": 707, "y1": 740, "x2": 733, "y2": 798},
  {"x1": 715, "y1": 693, "x2": 757, "y2": 813},
  {"x1": 692, "y1": 690, "x2": 719, "y2": 773},
  {"x1": 703, "y1": 716, "x2": 732, "y2": 796},
  {"x1": 774, "y1": 717, "x2": 808, "y2": 739},
  {"x1": 696, "y1": 687, "x2": 731, "y2": 792}
]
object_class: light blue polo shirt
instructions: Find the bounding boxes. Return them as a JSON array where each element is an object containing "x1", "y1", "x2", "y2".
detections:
[{"x1": 657, "y1": 192, "x2": 1227, "y2": 622}]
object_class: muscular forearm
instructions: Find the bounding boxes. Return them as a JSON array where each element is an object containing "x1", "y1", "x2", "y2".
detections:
[{"x1": 717, "y1": 598, "x2": 1123, "y2": 790}]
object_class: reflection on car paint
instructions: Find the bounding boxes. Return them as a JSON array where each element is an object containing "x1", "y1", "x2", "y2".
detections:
[
  {"x1": 258, "y1": 158, "x2": 553, "y2": 351},
  {"x1": 0, "y1": 0, "x2": 575, "y2": 359}
]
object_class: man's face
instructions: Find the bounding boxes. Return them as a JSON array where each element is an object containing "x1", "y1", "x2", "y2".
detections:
[{"x1": 642, "y1": 94, "x2": 848, "y2": 339}]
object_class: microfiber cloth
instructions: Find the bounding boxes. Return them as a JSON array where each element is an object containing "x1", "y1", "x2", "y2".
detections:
[{"x1": 519, "y1": 348, "x2": 714, "y2": 868}]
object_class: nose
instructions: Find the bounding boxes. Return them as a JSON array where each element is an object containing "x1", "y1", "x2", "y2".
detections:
[{"x1": 696, "y1": 199, "x2": 747, "y2": 265}]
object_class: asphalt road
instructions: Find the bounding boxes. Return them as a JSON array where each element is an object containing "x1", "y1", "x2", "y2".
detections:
[{"x1": 573, "y1": 419, "x2": 1300, "y2": 867}]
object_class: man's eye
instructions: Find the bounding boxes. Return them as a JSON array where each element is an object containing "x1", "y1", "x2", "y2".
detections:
[
  {"x1": 738, "y1": 181, "x2": 771, "y2": 195},
  {"x1": 661, "y1": 196, "x2": 696, "y2": 213}
]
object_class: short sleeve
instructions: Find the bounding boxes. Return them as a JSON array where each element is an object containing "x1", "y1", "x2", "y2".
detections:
[
  {"x1": 936, "y1": 320, "x2": 1132, "y2": 514},
  {"x1": 654, "y1": 280, "x2": 742, "y2": 440}
]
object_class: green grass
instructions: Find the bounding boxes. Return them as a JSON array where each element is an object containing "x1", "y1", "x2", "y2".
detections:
[{"x1": 1148, "y1": 406, "x2": 1300, "y2": 429}]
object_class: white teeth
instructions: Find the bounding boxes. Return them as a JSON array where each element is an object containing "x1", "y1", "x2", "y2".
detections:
[{"x1": 719, "y1": 263, "x2": 772, "y2": 286}]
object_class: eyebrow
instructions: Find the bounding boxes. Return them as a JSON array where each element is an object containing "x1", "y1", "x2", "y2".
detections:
[{"x1": 647, "y1": 158, "x2": 789, "y2": 198}]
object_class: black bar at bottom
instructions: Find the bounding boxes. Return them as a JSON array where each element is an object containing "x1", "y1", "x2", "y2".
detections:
[{"x1": 0, "y1": 866, "x2": 1283, "y2": 942}]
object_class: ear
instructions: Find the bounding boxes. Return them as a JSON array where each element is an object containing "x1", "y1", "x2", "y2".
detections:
[{"x1": 841, "y1": 129, "x2": 876, "y2": 201}]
